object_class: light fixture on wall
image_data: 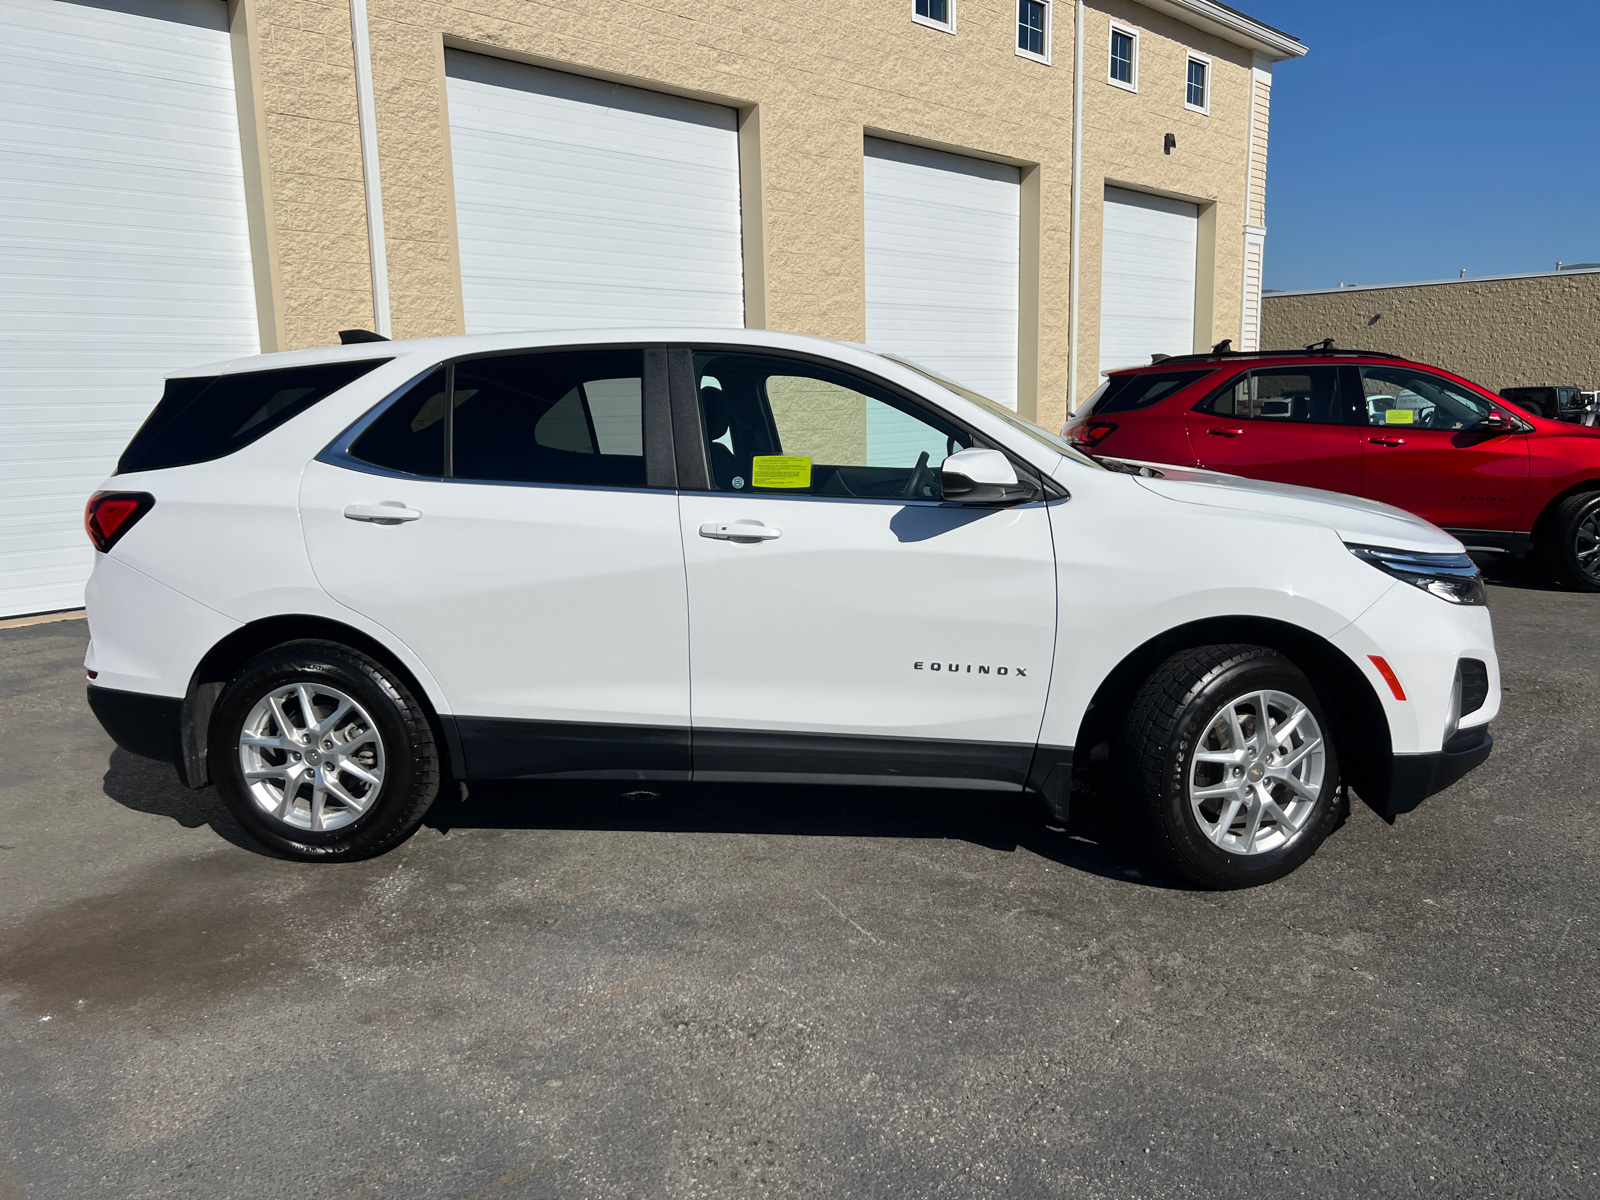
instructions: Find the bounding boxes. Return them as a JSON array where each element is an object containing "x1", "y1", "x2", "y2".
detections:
[{"x1": 1163, "y1": 133, "x2": 1177, "y2": 155}]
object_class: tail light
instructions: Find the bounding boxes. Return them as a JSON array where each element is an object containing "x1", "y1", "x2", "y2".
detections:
[
  {"x1": 1069, "y1": 421, "x2": 1118, "y2": 449},
  {"x1": 85, "y1": 492, "x2": 155, "y2": 553}
]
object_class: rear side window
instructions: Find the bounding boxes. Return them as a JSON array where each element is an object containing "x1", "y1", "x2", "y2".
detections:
[
  {"x1": 452, "y1": 350, "x2": 645, "y2": 487},
  {"x1": 1091, "y1": 370, "x2": 1213, "y2": 415},
  {"x1": 348, "y1": 367, "x2": 448, "y2": 476},
  {"x1": 119, "y1": 360, "x2": 389, "y2": 474},
  {"x1": 1199, "y1": 366, "x2": 1356, "y2": 425}
]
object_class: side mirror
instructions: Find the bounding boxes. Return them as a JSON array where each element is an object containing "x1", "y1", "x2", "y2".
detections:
[
  {"x1": 940, "y1": 448, "x2": 1038, "y2": 505},
  {"x1": 1476, "y1": 412, "x2": 1514, "y2": 433}
]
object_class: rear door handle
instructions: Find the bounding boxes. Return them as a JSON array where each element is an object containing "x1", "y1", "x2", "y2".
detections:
[
  {"x1": 699, "y1": 520, "x2": 782, "y2": 542},
  {"x1": 344, "y1": 502, "x2": 422, "y2": 523},
  {"x1": 1207, "y1": 427, "x2": 1245, "y2": 438},
  {"x1": 1368, "y1": 436, "x2": 1407, "y2": 447}
]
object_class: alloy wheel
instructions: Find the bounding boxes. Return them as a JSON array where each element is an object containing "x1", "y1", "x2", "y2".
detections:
[
  {"x1": 1188, "y1": 689, "x2": 1325, "y2": 855},
  {"x1": 237, "y1": 682, "x2": 386, "y2": 832},
  {"x1": 1575, "y1": 509, "x2": 1600, "y2": 582}
]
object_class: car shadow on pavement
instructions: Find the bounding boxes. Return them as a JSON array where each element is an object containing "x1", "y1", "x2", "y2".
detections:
[
  {"x1": 426, "y1": 778, "x2": 1198, "y2": 890},
  {"x1": 100, "y1": 748, "x2": 278, "y2": 856},
  {"x1": 1473, "y1": 552, "x2": 1565, "y2": 592},
  {"x1": 97, "y1": 750, "x2": 1193, "y2": 888}
]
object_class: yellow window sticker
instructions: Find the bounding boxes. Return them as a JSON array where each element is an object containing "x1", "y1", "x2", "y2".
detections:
[
  {"x1": 1384, "y1": 408, "x2": 1415, "y2": 425},
  {"x1": 751, "y1": 455, "x2": 812, "y2": 489}
]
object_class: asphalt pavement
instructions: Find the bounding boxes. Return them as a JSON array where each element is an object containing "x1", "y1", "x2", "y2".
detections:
[{"x1": 1, "y1": 559, "x2": 1596, "y2": 1198}]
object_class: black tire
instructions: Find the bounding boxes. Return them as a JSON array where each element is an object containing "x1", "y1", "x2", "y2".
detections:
[
  {"x1": 1118, "y1": 644, "x2": 1343, "y2": 889},
  {"x1": 1540, "y1": 492, "x2": 1600, "y2": 592},
  {"x1": 210, "y1": 640, "x2": 440, "y2": 861}
]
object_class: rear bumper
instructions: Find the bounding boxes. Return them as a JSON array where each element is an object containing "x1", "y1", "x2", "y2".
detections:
[
  {"x1": 87, "y1": 685, "x2": 182, "y2": 766},
  {"x1": 1381, "y1": 728, "x2": 1493, "y2": 820}
]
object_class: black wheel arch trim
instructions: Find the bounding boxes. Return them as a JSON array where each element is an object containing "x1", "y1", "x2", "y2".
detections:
[
  {"x1": 1069, "y1": 615, "x2": 1392, "y2": 818},
  {"x1": 181, "y1": 615, "x2": 465, "y2": 791}
]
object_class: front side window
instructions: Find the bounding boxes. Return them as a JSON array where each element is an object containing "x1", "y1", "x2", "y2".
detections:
[
  {"x1": 914, "y1": 0, "x2": 952, "y2": 30},
  {"x1": 1018, "y1": 0, "x2": 1048, "y2": 59},
  {"x1": 694, "y1": 352, "x2": 971, "y2": 499},
  {"x1": 1202, "y1": 366, "x2": 1354, "y2": 425},
  {"x1": 1359, "y1": 367, "x2": 1498, "y2": 432},
  {"x1": 1186, "y1": 56, "x2": 1209, "y2": 111},
  {"x1": 1109, "y1": 26, "x2": 1136, "y2": 87}
]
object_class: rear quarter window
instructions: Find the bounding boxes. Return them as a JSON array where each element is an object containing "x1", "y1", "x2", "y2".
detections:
[
  {"x1": 1091, "y1": 370, "x2": 1214, "y2": 415},
  {"x1": 118, "y1": 359, "x2": 390, "y2": 474}
]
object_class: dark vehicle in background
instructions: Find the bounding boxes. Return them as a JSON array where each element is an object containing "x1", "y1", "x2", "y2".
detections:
[
  {"x1": 1500, "y1": 386, "x2": 1596, "y2": 425},
  {"x1": 1064, "y1": 345, "x2": 1600, "y2": 591}
]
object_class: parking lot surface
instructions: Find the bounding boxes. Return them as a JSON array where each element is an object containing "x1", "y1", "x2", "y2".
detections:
[{"x1": 2, "y1": 563, "x2": 1596, "y2": 1199}]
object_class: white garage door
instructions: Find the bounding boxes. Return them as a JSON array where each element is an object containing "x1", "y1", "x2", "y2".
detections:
[
  {"x1": 1099, "y1": 186, "x2": 1198, "y2": 375},
  {"x1": 445, "y1": 52, "x2": 745, "y2": 335},
  {"x1": 0, "y1": 0, "x2": 259, "y2": 618},
  {"x1": 864, "y1": 138, "x2": 1021, "y2": 411}
]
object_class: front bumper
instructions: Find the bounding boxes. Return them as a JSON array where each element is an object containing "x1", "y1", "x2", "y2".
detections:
[
  {"x1": 87, "y1": 685, "x2": 182, "y2": 767},
  {"x1": 1379, "y1": 726, "x2": 1493, "y2": 821}
]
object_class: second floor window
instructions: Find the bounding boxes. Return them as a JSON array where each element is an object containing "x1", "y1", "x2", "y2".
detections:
[
  {"x1": 1018, "y1": 1, "x2": 1048, "y2": 59},
  {"x1": 1110, "y1": 27, "x2": 1136, "y2": 87},
  {"x1": 915, "y1": 0, "x2": 952, "y2": 29},
  {"x1": 1187, "y1": 56, "x2": 1209, "y2": 111}
]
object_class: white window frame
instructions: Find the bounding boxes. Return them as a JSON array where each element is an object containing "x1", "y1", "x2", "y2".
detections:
[
  {"x1": 1107, "y1": 21, "x2": 1139, "y2": 93},
  {"x1": 912, "y1": 0, "x2": 956, "y2": 34},
  {"x1": 1016, "y1": 0, "x2": 1051, "y2": 65},
  {"x1": 1184, "y1": 51, "x2": 1212, "y2": 115}
]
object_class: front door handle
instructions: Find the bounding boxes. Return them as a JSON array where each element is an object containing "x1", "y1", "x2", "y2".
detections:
[
  {"x1": 699, "y1": 520, "x2": 782, "y2": 542},
  {"x1": 1368, "y1": 436, "x2": 1407, "y2": 447},
  {"x1": 1207, "y1": 427, "x2": 1245, "y2": 438},
  {"x1": 344, "y1": 502, "x2": 422, "y2": 524}
]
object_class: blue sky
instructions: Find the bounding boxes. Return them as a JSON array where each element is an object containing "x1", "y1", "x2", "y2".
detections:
[{"x1": 1240, "y1": 0, "x2": 1599, "y2": 292}]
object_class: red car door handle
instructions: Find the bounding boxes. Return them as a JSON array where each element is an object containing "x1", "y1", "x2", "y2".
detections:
[
  {"x1": 1207, "y1": 427, "x2": 1245, "y2": 438},
  {"x1": 1369, "y1": 436, "x2": 1407, "y2": 447}
]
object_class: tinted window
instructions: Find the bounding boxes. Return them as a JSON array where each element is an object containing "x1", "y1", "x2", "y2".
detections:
[
  {"x1": 347, "y1": 367, "x2": 448, "y2": 476},
  {"x1": 452, "y1": 350, "x2": 645, "y2": 487},
  {"x1": 1202, "y1": 366, "x2": 1355, "y2": 425},
  {"x1": 695, "y1": 352, "x2": 970, "y2": 499},
  {"x1": 1361, "y1": 367, "x2": 1496, "y2": 431},
  {"x1": 119, "y1": 359, "x2": 389, "y2": 474},
  {"x1": 1092, "y1": 370, "x2": 1212, "y2": 415}
]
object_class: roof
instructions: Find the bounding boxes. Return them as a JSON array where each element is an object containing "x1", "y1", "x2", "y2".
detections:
[
  {"x1": 1141, "y1": 0, "x2": 1307, "y2": 61},
  {"x1": 1265, "y1": 265, "x2": 1600, "y2": 299}
]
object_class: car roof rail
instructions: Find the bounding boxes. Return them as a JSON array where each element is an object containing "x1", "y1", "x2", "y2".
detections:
[{"x1": 1116, "y1": 342, "x2": 1409, "y2": 370}]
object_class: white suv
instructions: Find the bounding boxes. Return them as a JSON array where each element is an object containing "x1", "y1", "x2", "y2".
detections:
[{"x1": 83, "y1": 329, "x2": 1498, "y2": 887}]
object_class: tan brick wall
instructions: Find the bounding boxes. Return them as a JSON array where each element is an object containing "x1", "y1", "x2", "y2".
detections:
[
  {"x1": 251, "y1": 0, "x2": 377, "y2": 346},
  {"x1": 1262, "y1": 273, "x2": 1600, "y2": 394},
  {"x1": 243, "y1": 0, "x2": 1275, "y2": 432},
  {"x1": 1073, "y1": 1, "x2": 1258, "y2": 402}
]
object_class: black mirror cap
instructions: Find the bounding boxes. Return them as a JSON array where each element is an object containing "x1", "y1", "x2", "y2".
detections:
[{"x1": 939, "y1": 469, "x2": 1040, "y2": 506}]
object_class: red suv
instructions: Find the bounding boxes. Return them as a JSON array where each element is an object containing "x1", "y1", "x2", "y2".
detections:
[{"x1": 1064, "y1": 346, "x2": 1600, "y2": 591}]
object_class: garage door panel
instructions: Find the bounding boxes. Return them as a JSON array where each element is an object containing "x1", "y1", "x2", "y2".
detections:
[
  {"x1": 1098, "y1": 187, "x2": 1198, "y2": 375},
  {"x1": 864, "y1": 138, "x2": 1020, "y2": 410},
  {"x1": 446, "y1": 50, "x2": 744, "y2": 335},
  {"x1": 0, "y1": 0, "x2": 259, "y2": 616}
]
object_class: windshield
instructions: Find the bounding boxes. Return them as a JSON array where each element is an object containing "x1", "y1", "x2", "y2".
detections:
[{"x1": 882, "y1": 355, "x2": 1102, "y2": 469}]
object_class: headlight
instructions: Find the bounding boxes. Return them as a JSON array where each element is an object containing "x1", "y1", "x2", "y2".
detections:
[{"x1": 1346, "y1": 543, "x2": 1487, "y2": 605}]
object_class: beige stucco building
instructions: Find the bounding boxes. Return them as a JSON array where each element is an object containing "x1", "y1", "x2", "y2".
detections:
[
  {"x1": 1263, "y1": 268, "x2": 1600, "y2": 394},
  {"x1": 0, "y1": 0, "x2": 1302, "y2": 616}
]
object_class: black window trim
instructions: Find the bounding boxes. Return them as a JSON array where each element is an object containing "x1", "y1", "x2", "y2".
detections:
[
  {"x1": 317, "y1": 340, "x2": 1064, "y2": 503},
  {"x1": 317, "y1": 343, "x2": 678, "y2": 493}
]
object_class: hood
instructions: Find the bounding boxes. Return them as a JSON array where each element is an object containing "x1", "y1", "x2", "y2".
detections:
[{"x1": 1113, "y1": 460, "x2": 1463, "y2": 555}]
